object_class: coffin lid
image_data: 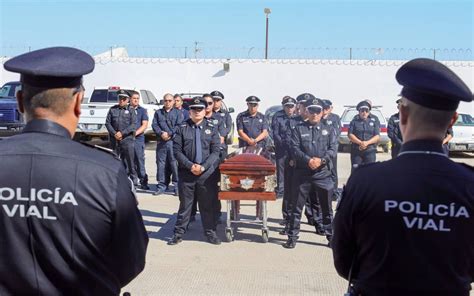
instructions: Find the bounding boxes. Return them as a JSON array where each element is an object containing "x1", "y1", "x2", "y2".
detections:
[{"x1": 220, "y1": 146, "x2": 275, "y2": 171}]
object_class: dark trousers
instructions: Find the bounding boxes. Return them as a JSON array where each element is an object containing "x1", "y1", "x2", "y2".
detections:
[
  {"x1": 111, "y1": 137, "x2": 137, "y2": 182},
  {"x1": 174, "y1": 173, "x2": 217, "y2": 235},
  {"x1": 282, "y1": 159, "x2": 293, "y2": 222},
  {"x1": 275, "y1": 152, "x2": 286, "y2": 197},
  {"x1": 350, "y1": 145, "x2": 376, "y2": 172},
  {"x1": 156, "y1": 140, "x2": 178, "y2": 190},
  {"x1": 288, "y1": 174, "x2": 333, "y2": 239},
  {"x1": 391, "y1": 143, "x2": 401, "y2": 159},
  {"x1": 134, "y1": 138, "x2": 148, "y2": 184}
]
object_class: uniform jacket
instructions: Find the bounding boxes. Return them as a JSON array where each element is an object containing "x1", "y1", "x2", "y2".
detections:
[
  {"x1": 323, "y1": 113, "x2": 342, "y2": 137},
  {"x1": 271, "y1": 109, "x2": 293, "y2": 155},
  {"x1": 387, "y1": 112, "x2": 403, "y2": 146},
  {"x1": 348, "y1": 114, "x2": 380, "y2": 149},
  {"x1": 214, "y1": 108, "x2": 233, "y2": 138},
  {"x1": 152, "y1": 107, "x2": 183, "y2": 141},
  {"x1": 290, "y1": 120, "x2": 337, "y2": 179},
  {"x1": 173, "y1": 118, "x2": 221, "y2": 182},
  {"x1": 236, "y1": 110, "x2": 268, "y2": 148},
  {"x1": 332, "y1": 140, "x2": 474, "y2": 295},
  {"x1": 105, "y1": 104, "x2": 137, "y2": 139},
  {"x1": 0, "y1": 119, "x2": 148, "y2": 296}
]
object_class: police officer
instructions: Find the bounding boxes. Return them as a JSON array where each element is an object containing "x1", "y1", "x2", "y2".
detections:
[
  {"x1": 387, "y1": 97, "x2": 403, "y2": 158},
  {"x1": 443, "y1": 127, "x2": 454, "y2": 155},
  {"x1": 152, "y1": 93, "x2": 184, "y2": 195},
  {"x1": 332, "y1": 58, "x2": 473, "y2": 295},
  {"x1": 130, "y1": 90, "x2": 150, "y2": 189},
  {"x1": 168, "y1": 96, "x2": 222, "y2": 245},
  {"x1": 0, "y1": 47, "x2": 148, "y2": 295},
  {"x1": 271, "y1": 96, "x2": 296, "y2": 199},
  {"x1": 190, "y1": 94, "x2": 226, "y2": 223},
  {"x1": 236, "y1": 96, "x2": 269, "y2": 149},
  {"x1": 105, "y1": 89, "x2": 139, "y2": 185},
  {"x1": 211, "y1": 90, "x2": 232, "y2": 159},
  {"x1": 322, "y1": 99, "x2": 342, "y2": 200},
  {"x1": 348, "y1": 100, "x2": 380, "y2": 171},
  {"x1": 174, "y1": 93, "x2": 189, "y2": 120},
  {"x1": 283, "y1": 98, "x2": 336, "y2": 249}
]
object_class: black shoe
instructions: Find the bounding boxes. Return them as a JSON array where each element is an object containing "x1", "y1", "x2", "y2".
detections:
[
  {"x1": 326, "y1": 235, "x2": 332, "y2": 247},
  {"x1": 153, "y1": 188, "x2": 165, "y2": 196},
  {"x1": 167, "y1": 234, "x2": 182, "y2": 245},
  {"x1": 307, "y1": 219, "x2": 315, "y2": 226},
  {"x1": 278, "y1": 219, "x2": 287, "y2": 226},
  {"x1": 206, "y1": 233, "x2": 221, "y2": 245},
  {"x1": 282, "y1": 238, "x2": 297, "y2": 249},
  {"x1": 315, "y1": 226, "x2": 325, "y2": 236},
  {"x1": 279, "y1": 229, "x2": 288, "y2": 235},
  {"x1": 140, "y1": 183, "x2": 150, "y2": 190},
  {"x1": 173, "y1": 188, "x2": 179, "y2": 196}
]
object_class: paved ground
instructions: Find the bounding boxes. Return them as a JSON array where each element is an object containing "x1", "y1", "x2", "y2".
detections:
[{"x1": 122, "y1": 143, "x2": 474, "y2": 295}]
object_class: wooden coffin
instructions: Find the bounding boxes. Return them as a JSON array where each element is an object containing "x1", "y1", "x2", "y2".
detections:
[{"x1": 218, "y1": 146, "x2": 277, "y2": 201}]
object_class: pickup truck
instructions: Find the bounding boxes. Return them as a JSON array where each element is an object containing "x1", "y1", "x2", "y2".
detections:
[
  {"x1": 75, "y1": 86, "x2": 161, "y2": 141},
  {"x1": 0, "y1": 81, "x2": 25, "y2": 137}
]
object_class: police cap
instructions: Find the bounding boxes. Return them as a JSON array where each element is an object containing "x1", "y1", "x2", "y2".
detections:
[
  {"x1": 4, "y1": 47, "x2": 95, "y2": 88},
  {"x1": 246, "y1": 96, "x2": 260, "y2": 103},
  {"x1": 322, "y1": 99, "x2": 332, "y2": 109},
  {"x1": 304, "y1": 97, "x2": 323, "y2": 108},
  {"x1": 296, "y1": 93, "x2": 315, "y2": 103},
  {"x1": 396, "y1": 58, "x2": 472, "y2": 111},
  {"x1": 210, "y1": 90, "x2": 224, "y2": 100},
  {"x1": 189, "y1": 96, "x2": 206, "y2": 109},
  {"x1": 282, "y1": 96, "x2": 296, "y2": 106},
  {"x1": 356, "y1": 100, "x2": 371, "y2": 111},
  {"x1": 117, "y1": 89, "x2": 130, "y2": 100}
]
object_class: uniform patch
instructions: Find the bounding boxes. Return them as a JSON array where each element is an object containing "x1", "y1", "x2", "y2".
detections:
[
  {"x1": 327, "y1": 120, "x2": 332, "y2": 125},
  {"x1": 369, "y1": 122, "x2": 374, "y2": 126},
  {"x1": 125, "y1": 110, "x2": 129, "y2": 114},
  {"x1": 259, "y1": 119, "x2": 263, "y2": 123},
  {"x1": 301, "y1": 134, "x2": 310, "y2": 137},
  {"x1": 220, "y1": 113, "x2": 225, "y2": 117},
  {"x1": 205, "y1": 129, "x2": 211, "y2": 134},
  {"x1": 322, "y1": 129, "x2": 328, "y2": 136},
  {"x1": 213, "y1": 119, "x2": 218, "y2": 125}
]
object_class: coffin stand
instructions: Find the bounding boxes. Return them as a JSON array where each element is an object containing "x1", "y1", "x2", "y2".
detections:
[{"x1": 219, "y1": 146, "x2": 276, "y2": 243}]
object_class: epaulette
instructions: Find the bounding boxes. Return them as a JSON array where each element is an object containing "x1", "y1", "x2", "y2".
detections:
[{"x1": 80, "y1": 142, "x2": 120, "y2": 160}]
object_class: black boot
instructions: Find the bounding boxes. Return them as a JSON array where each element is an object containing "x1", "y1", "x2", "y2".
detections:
[
  {"x1": 167, "y1": 234, "x2": 183, "y2": 245},
  {"x1": 282, "y1": 237, "x2": 297, "y2": 249},
  {"x1": 206, "y1": 232, "x2": 222, "y2": 245}
]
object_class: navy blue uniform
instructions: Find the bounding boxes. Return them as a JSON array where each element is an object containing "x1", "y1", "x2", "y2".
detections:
[
  {"x1": 333, "y1": 140, "x2": 474, "y2": 295},
  {"x1": 236, "y1": 111, "x2": 268, "y2": 148},
  {"x1": 173, "y1": 119, "x2": 221, "y2": 235},
  {"x1": 348, "y1": 114, "x2": 380, "y2": 171},
  {"x1": 214, "y1": 108, "x2": 233, "y2": 146},
  {"x1": 288, "y1": 120, "x2": 337, "y2": 240},
  {"x1": 133, "y1": 105, "x2": 149, "y2": 186},
  {"x1": 105, "y1": 104, "x2": 138, "y2": 182},
  {"x1": 0, "y1": 119, "x2": 148, "y2": 295},
  {"x1": 323, "y1": 112, "x2": 342, "y2": 198},
  {"x1": 271, "y1": 109, "x2": 291, "y2": 197},
  {"x1": 387, "y1": 112, "x2": 403, "y2": 158},
  {"x1": 152, "y1": 108, "x2": 183, "y2": 192}
]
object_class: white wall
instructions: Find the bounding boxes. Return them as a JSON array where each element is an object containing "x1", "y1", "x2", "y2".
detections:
[{"x1": 1, "y1": 58, "x2": 472, "y2": 117}]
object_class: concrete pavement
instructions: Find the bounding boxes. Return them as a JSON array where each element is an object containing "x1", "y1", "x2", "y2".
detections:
[{"x1": 122, "y1": 143, "x2": 474, "y2": 295}]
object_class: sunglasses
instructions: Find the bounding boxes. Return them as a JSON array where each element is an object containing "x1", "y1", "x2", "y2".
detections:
[
  {"x1": 247, "y1": 103, "x2": 258, "y2": 107},
  {"x1": 190, "y1": 107, "x2": 205, "y2": 112},
  {"x1": 284, "y1": 104, "x2": 295, "y2": 108},
  {"x1": 307, "y1": 108, "x2": 322, "y2": 115}
]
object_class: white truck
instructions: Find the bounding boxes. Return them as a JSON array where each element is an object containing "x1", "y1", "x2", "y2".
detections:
[{"x1": 75, "y1": 86, "x2": 161, "y2": 141}]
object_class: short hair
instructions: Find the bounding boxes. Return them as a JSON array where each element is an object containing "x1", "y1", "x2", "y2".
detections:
[
  {"x1": 163, "y1": 93, "x2": 173, "y2": 100},
  {"x1": 401, "y1": 97, "x2": 454, "y2": 132},
  {"x1": 202, "y1": 93, "x2": 213, "y2": 99},
  {"x1": 129, "y1": 90, "x2": 139, "y2": 97},
  {"x1": 21, "y1": 83, "x2": 78, "y2": 116},
  {"x1": 173, "y1": 94, "x2": 182, "y2": 100}
]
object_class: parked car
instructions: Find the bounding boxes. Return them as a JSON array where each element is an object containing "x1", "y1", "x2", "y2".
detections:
[
  {"x1": 75, "y1": 86, "x2": 161, "y2": 141},
  {"x1": 448, "y1": 113, "x2": 474, "y2": 153},
  {"x1": 339, "y1": 105, "x2": 390, "y2": 152},
  {"x1": 178, "y1": 93, "x2": 235, "y2": 145},
  {"x1": 0, "y1": 81, "x2": 25, "y2": 136}
]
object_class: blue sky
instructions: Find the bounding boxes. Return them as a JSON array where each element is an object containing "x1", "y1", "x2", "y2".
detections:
[{"x1": 1, "y1": 0, "x2": 472, "y2": 59}]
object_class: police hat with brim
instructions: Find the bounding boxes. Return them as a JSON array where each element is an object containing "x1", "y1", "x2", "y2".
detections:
[
  {"x1": 117, "y1": 90, "x2": 130, "y2": 100},
  {"x1": 282, "y1": 96, "x2": 296, "y2": 106},
  {"x1": 356, "y1": 101, "x2": 371, "y2": 111},
  {"x1": 296, "y1": 93, "x2": 315, "y2": 104},
  {"x1": 246, "y1": 96, "x2": 260, "y2": 104},
  {"x1": 396, "y1": 58, "x2": 472, "y2": 111},
  {"x1": 210, "y1": 90, "x2": 224, "y2": 100},
  {"x1": 189, "y1": 96, "x2": 206, "y2": 109},
  {"x1": 4, "y1": 47, "x2": 95, "y2": 88},
  {"x1": 322, "y1": 99, "x2": 332, "y2": 109},
  {"x1": 304, "y1": 97, "x2": 323, "y2": 111}
]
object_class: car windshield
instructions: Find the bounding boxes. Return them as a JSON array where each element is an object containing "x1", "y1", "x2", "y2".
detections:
[
  {"x1": 90, "y1": 89, "x2": 134, "y2": 103},
  {"x1": 454, "y1": 114, "x2": 474, "y2": 126},
  {"x1": 342, "y1": 109, "x2": 386, "y2": 124},
  {"x1": 0, "y1": 84, "x2": 20, "y2": 99}
]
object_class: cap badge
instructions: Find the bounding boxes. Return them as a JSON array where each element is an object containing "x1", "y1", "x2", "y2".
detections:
[
  {"x1": 205, "y1": 129, "x2": 211, "y2": 134},
  {"x1": 322, "y1": 129, "x2": 328, "y2": 136}
]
